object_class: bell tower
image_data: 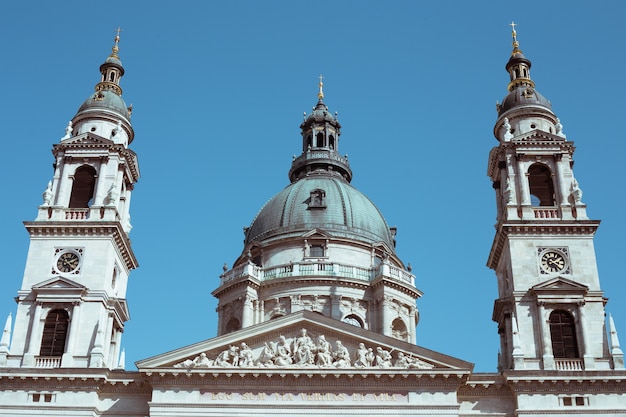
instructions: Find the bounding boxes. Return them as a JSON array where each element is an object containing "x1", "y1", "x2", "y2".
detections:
[
  {"x1": 487, "y1": 24, "x2": 623, "y2": 372},
  {"x1": 4, "y1": 31, "x2": 139, "y2": 369}
]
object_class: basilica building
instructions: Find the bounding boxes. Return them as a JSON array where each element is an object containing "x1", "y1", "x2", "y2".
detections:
[{"x1": 0, "y1": 26, "x2": 625, "y2": 417}]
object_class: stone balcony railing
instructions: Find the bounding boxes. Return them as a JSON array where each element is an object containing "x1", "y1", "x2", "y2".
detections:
[
  {"x1": 35, "y1": 356, "x2": 61, "y2": 368},
  {"x1": 36, "y1": 206, "x2": 121, "y2": 222},
  {"x1": 533, "y1": 207, "x2": 560, "y2": 219},
  {"x1": 555, "y1": 358, "x2": 584, "y2": 371},
  {"x1": 220, "y1": 260, "x2": 415, "y2": 287}
]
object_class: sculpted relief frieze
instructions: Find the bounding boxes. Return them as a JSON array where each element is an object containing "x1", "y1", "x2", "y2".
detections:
[{"x1": 172, "y1": 328, "x2": 434, "y2": 370}]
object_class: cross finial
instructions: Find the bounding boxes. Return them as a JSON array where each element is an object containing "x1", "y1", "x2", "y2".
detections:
[
  {"x1": 318, "y1": 74, "x2": 324, "y2": 100},
  {"x1": 111, "y1": 27, "x2": 122, "y2": 57},
  {"x1": 509, "y1": 21, "x2": 520, "y2": 50}
]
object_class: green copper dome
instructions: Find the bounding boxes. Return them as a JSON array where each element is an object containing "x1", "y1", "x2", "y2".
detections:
[
  {"x1": 75, "y1": 90, "x2": 131, "y2": 120},
  {"x1": 245, "y1": 176, "x2": 396, "y2": 251}
]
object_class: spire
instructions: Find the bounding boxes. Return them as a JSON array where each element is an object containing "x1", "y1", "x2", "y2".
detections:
[
  {"x1": 505, "y1": 22, "x2": 534, "y2": 92},
  {"x1": 609, "y1": 314, "x2": 625, "y2": 369},
  {"x1": 289, "y1": 78, "x2": 352, "y2": 183},
  {"x1": 95, "y1": 28, "x2": 125, "y2": 96},
  {"x1": 317, "y1": 74, "x2": 325, "y2": 100}
]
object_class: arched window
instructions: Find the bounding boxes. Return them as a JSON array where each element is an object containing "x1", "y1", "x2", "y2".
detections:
[
  {"x1": 391, "y1": 318, "x2": 408, "y2": 341},
  {"x1": 69, "y1": 165, "x2": 97, "y2": 208},
  {"x1": 225, "y1": 317, "x2": 240, "y2": 334},
  {"x1": 342, "y1": 314, "x2": 363, "y2": 328},
  {"x1": 39, "y1": 309, "x2": 69, "y2": 357},
  {"x1": 316, "y1": 132, "x2": 324, "y2": 148},
  {"x1": 528, "y1": 164, "x2": 555, "y2": 206},
  {"x1": 549, "y1": 310, "x2": 579, "y2": 358}
]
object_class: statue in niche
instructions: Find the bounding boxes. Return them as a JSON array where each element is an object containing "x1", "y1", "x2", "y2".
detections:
[{"x1": 42, "y1": 181, "x2": 53, "y2": 206}]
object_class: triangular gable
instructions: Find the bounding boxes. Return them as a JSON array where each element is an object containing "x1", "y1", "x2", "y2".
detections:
[
  {"x1": 301, "y1": 229, "x2": 333, "y2": 239},
  {"x1": 532, "y1": 277, "x2": 588, "y2": 293},
  {"x1": 59, "y1": 132, "x2": 114, "y2": 146},
  {"x1": 136, "y1": 310, "x2": 472, "y2": 372},
  {"x1": 32, "y1": 277, "x2": 87, "y2": 302},
  {"x1": 531, "y1": 277, "x2": 588, "y2": 303}
]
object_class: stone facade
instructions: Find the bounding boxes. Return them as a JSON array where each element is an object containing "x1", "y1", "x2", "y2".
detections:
[{"x1": 1, "y1": 28, "x2": 625, "y2": 417}]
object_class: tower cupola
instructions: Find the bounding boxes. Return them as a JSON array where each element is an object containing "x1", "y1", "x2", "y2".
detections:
[
  {"x1": 494, "y1": 23, "x2": 563, "y2": 142},
  {"x1": 71, "y1": 29, "x2": 134, "y2": 145},
  {"x1": 289, "y1": 77, "x2": 352, "y2": 183}
]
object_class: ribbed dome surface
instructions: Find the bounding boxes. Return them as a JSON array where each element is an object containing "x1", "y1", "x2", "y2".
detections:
[
  {"x1": 498, "y1": 86, "x2": 552, "y2": 116},
  {"x1": 245, "y1": 176, "x2": 395, "y2": 250},
  {"x1": 75, "y1": 90, "x2": 131, "y2": 119}
]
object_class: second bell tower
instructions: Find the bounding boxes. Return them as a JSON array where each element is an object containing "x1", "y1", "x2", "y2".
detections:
[
  {"x1": 487, "y1": 25, "x2": 623, "y2": 372},
  {"x1": 5, "y1": 32, "x2": 139, "y2": 369}
]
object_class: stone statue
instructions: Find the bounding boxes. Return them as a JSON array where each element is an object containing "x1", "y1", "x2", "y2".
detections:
[
  {"x1": 42, "y1": 181, "x2": 53, "y2": 206},
  {"x1": 193, "y1": 352, "x2": 212, "y2": 367},
  {"x1": 316, "y1": 335, "x2": 333, "y2": 367},
  {"x1": 274, "y1": 335, "x2": 293, "y2": 366},
  {"x1": 333, "y1": 340, "x2": 351, "y2": 368},
  {"x1": 502, "y1": 117, "x2": 513, "y2": 141},
  {"x1": 375, "y1": 347, "x2": 393, "y2": 368},
  {"x1": 354, "y1": 343, "x2": 370, "y2": 367},
  {"x1": 570, "y1": 178, "x2": 583, "y2": 204},
  {"x1": 61, "y1": 121, "x2": 72, "y2": 140},
  {"x1": 293, "y1": 328, "x2": 315, "y2": 365},
  {"x1": 104, "y1": 182, "x2": 118, "y2": 206},
  {"x1": 238, "y1": 342, "x2": 254, "y2": 367},
  {"x1": 556, "y1": 118, "x2": 566, "y2": 138}
]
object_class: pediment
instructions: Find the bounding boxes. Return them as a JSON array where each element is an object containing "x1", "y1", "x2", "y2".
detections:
[
  {"x1": 59, "y1": 132, "x2": 114, "y2": 147},
  {"x1": 301, "y1": 229, "x2": 332, "y2": 239},
  {"x1": 532, "y1": 277, "x2": 589, "y2": 294},
  {"x1": 32, "y1": 277, "x2": 87, "y2": 301},
  {"x1": 33, "y1": 276, "x2": 86, "y2": 291},
  {"x1": 136, "y1": 310, "x2": 472, "y2": 373}
]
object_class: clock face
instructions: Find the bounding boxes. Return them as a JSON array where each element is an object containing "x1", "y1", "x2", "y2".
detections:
[
  {"x1": 540, "y1": 251, "x2": 566, "y2": 273},
  {"x1": 56, "y1": 251, "x2": 80, "y2": 273}
]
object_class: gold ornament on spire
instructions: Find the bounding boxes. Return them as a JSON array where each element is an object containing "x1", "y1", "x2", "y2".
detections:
[
  {"x1": 509, "y1": 21, "x2": 522, "y2": 55},
  {"x1": 111, "y1": 27, "x2": 122, "y2": 58},
  {"x1": 318, "y1": 74, "x2": 324, "y2": 100}
]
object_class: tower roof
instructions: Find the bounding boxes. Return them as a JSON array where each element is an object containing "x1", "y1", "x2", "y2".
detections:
[
  {"x1": 72, "y1": 29, "x2": 134, "y2": 142},
  {"x1": 497, "y1": 22, "x2": 554, "y2": 117}
]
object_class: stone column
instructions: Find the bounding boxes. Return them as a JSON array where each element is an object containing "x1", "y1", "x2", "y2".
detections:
[
  {"x1": 22, "y1": 302, "x2": 43, "y2": 367},
  {"x1": 61, "y1": 301, "x2": 81, "y2": 367},
  {"x1": 538, "y1": 302, "x2": 555, "y2": 370}
]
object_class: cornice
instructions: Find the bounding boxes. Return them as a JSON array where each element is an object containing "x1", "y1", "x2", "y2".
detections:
[
  {"x1": 142, "y1": 368, "x2": 469, "y2": 390},
  {"x1": 487, "y1": 220, "x2": 600, "y2": 270},
  {"x1": 503, "y1": 370, "x2": 626, "y2": 393},
  {"x1": 23, "y1": 221, "x2": 138, "y2": 270}
]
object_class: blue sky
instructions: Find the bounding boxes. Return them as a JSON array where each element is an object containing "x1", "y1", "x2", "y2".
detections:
[{"x1": 0, "y1": 1, "x2": 624, "y2": 372}]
